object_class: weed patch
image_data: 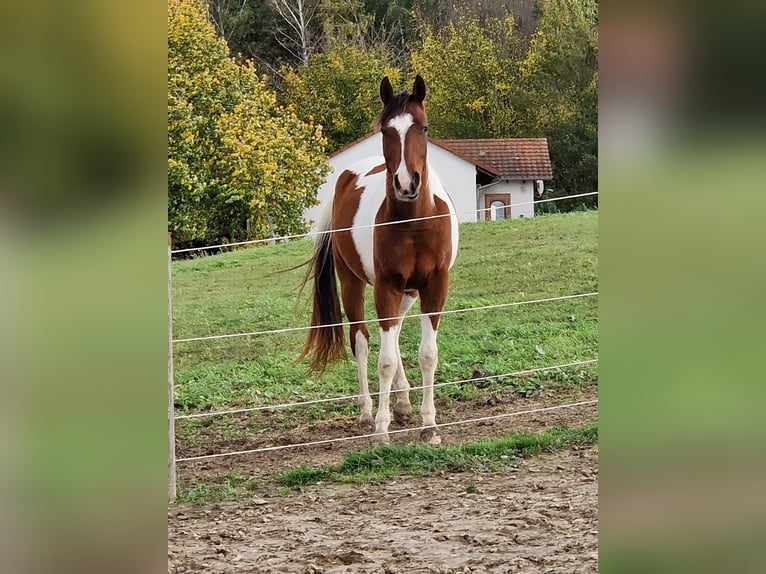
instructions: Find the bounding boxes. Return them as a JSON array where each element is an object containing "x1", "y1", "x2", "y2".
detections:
[{"x1": 276, "y1": 423, "x2": 597, "y2": 487}]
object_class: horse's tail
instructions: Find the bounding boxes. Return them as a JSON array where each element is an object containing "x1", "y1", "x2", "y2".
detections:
[{"x1": 296, "y1": 227, "x2": 346, "y2": 373}]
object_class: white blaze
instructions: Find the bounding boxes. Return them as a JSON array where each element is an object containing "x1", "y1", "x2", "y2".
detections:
[{"x1": 387, "y1": 113, "x2": 414, "y2": 189}]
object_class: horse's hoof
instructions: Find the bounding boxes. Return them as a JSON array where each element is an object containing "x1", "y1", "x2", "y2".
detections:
[
  {"x1": 358, "y1": 414, "x2": 375, "y2": 433},
  {"x1": 420, "y1": 427, "x2": 441, "y2": 446},
  {"x1": 370, "y1": 432, "x2": 390, "y2": 446},
  {"x1": 393, "y1": 403, "x2": 413, "y2": 426}
]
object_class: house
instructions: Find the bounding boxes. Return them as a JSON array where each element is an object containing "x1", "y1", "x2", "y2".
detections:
[
  {"x1": 306, "y1": 133, "x2": 552, "y2": 224},
  {"x1": 437, "y1": 138, "x2": 553, "y2": 220}
]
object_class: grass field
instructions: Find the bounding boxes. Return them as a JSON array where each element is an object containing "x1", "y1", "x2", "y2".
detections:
[
  {"x1": 176, "y1": 422, "x2": 598, "y2": 503},
  {"x1": 171, "y1": 210, "x2": 598, "y2": 422}
]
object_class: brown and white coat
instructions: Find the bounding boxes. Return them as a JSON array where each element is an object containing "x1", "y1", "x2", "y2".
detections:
[{"x1": 299, "y1": 75, "x2": 459, "y2": 445}]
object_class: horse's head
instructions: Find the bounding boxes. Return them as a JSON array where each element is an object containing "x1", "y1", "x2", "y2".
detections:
[{"x1": 376, "y1": 75, "x2": 429, "y2": 202}]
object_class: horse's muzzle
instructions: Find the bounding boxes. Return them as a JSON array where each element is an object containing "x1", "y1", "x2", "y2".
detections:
[{"x1": 394, "y1": 172, "x2": 420, "y2": 201}]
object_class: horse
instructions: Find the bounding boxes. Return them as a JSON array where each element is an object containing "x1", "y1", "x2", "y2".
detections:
[{"x1": 298, "y1": 75, "x2": 459, "y2": 446}]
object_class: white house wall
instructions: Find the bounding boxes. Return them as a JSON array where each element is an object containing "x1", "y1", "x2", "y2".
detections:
[
  {"x1": 481, "y1": 180, "x2": 536, "y2": 220},
  {"x1": 306, "y1": 134, "x2": 383, "y2": 225},
  {"x1": 427, "y1": 143, "x2": 479, "y2": 223},
  {"x1": 513, "y1": 181, "x2": 535, "y2": 218},
  {"x1": 305, "y1": 135, "x2": 479, "y2": 224}
]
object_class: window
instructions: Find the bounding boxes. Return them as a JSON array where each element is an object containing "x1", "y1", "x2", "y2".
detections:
[{"x1": 490, "y1": 200, "x2": 506, "y2": 220}]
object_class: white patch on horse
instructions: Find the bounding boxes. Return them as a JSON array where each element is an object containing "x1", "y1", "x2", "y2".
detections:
[
  {"x1": 419, "y1": 316, "x2": 440, "y2": 442},
  {"x1": 394, "y1": 293, "x2": 417, "y2": 391},
  {"x1": 374, "y1": 323, "x2": 403, "y2": 443},
  {"x1": 418, "y1": 317, "x2": 441, "y2": 445},
  {"x1": 354, "y1": 330, "x2": 373, "y2": 425},
  {"x1": 348, "y1": 156, "x2": 387, "y2": 284},
  {"x1": 427, "y1": 163, "x2": 459, "y2": 266},
  {"x1": 387, "y1": 113, "x2": 414, "y2": 190}
]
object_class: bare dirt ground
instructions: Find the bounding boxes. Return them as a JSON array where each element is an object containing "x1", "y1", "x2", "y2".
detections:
[{"x1": 168, "y1": 383, "x2": 598, "y2": 573}]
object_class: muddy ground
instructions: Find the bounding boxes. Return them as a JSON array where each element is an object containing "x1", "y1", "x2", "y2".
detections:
[{"x1": 168, "y1": 383, "x2": 598, "y2": 573}]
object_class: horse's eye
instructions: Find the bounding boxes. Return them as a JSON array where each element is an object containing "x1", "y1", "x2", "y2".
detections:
[{"x1": 422, "y1": 126, "x2": 429, "y2": 135}]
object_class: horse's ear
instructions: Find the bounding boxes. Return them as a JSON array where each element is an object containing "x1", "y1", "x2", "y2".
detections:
[
  {"x1": 412, "y1": 75, "x2": 426, "y2": 103},
  {"x1": 380, "y1": 76, "x2": 394, "y2": 105}
]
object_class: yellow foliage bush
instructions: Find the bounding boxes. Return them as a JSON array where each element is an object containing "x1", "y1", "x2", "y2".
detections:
[{"x1": 168, "y1": 0, "x2": 329, "y2": 248}]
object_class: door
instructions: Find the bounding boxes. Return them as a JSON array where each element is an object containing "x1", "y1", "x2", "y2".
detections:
[{"x1": 484, "y1": 193, "x2": 511, "y2": 220}]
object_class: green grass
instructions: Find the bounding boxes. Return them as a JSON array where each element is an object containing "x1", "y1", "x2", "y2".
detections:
[
  {"x1": 176, "y1": 471, "x2": 258, "y2": 504},
  {"x1": 277, "y1": 422, "x2": 598, "y2": 486},
  {"x1": 172, "y1": 211, "x2": 597, "y2": 419},
  {"x1": 174, "y1": 423, "x2": 597, "y2": 503}
]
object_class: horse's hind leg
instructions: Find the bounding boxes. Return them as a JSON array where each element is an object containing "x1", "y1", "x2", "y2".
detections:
[
  {"x1": 335, "y1": 258, "x2": 373, "y2": 432},
  {"x1": 393, "y1": 291, "x2": 418, "y2": 425}
]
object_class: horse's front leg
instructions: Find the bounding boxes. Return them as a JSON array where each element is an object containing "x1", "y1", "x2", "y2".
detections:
[
  {"x1": 419, "y1": 274, "x2": 448, "y2": 445},
  {"x1": 392, "y1": 290, "x2": 418, "y2": 425},
  {"x1": 352, "y1": 327, "x2": 374, "y2": 432},
  {"x1": 418, "y1": 315, "x2": 441, "y2": 445},
  {"x1": 372, "y1": 283, "x2": 404, "y2": 445}
]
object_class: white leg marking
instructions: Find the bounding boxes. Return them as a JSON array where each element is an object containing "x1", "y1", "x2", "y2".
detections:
[
  {"x1": 374, "y1": 324, "x2": 401, "y2": 443},
  {"x1": 419, "y1": 316, "x2": 439, "y2": 440},
  {"x1": 394, "y1": 294, "x2": 417, "y2": 393},
  {"x1": 393, "y1": 295, "x2": 417, "y2": 424},
  {"x1": 354, "y1": 331, "x2": 373, "y2": 428}
]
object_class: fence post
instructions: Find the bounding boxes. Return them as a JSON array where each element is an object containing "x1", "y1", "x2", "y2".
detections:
[{"x1": 168, "y1": 232, "x2": 177, "y2": 502}]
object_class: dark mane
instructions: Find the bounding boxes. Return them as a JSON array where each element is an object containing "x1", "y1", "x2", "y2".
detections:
[{"x1": 372, "y1": 91, "x2": 414, "y2": 131}]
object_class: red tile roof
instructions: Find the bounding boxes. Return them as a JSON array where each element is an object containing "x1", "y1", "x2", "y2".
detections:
[
  {"x1": 435, "y1": 138, "x2": 553, "y2": 180},
  {"x1": 330, "y1": 134, "x2": 553, "y2": 180}
]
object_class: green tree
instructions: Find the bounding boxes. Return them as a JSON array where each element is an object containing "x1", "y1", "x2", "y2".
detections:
[
  {"x1": 357, "y1": 0, "x2": 422, "y2": 66},
  {"x1": 317, "y1": 0, "x2": 374, "y2": 50},
  {"x1": 204, "y1": 0, "x2": 286, "y2": 71},
  {"x1": 168, "y1": 0, "x2": 329, "y2": 248},
  {"x1": 410, "y1": 12, "x2": 521, "y2": 139},
  {"x1": 279, "y1": 44, "x2": 401, "y2": 151},
  {"x1": 520, "y1": 0, "x2": 598, "y2": 207}
]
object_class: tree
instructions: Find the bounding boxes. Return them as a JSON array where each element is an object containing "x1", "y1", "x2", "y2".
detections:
[
  {"x1": 204, "y1": 0, "x2": 286, "y2": 73},
  {"x1": 410, "y1": 0, "x2": 538, "y2": 38},
  {"x1": 271, "y1": 0, "x2": 321, "y2": 67},
  {"x1": 168, "y1": 0, "x2": 329, "y2": 248},
  {"x1": 519, "y1": 0, "x2": 598, "y2": 207},
  {"x1": 317, "y1": 0, "x2": 375, "y2": 51},
  {"x1": 315, "y1": 0, "x2": 411, "y2": 66},
  {"x1": 279, "y1": 45, "x2": 401, "y2": 151},
  {"x1": 410, "y1": 12, "x2": 521, "y2": 139},
  {"x1": 410, "y1": 2, "x2": 597, "y2": 208}
]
